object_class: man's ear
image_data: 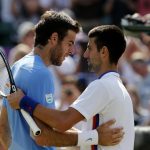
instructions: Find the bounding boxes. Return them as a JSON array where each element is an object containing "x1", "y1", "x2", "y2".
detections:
[
  {"x1": 48, "y1": 32, "x2": 58, "y2": 45},
  {"x1": 100, "y1": 46, "x2": 109, "y2": 57}
]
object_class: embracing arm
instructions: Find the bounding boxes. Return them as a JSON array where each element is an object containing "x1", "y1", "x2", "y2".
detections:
[
  {"x1": 7, "y1": 89, "x2": 124, "y2": 146},
  {"x1": 34, "y1": 105, "x2": 84, "y2": 132},
  {"x1": 34, "y1": 124, "x2": 78, "y2": 146},
  {"x1": 7, "y1": 89, "x2": 84, "y2": 132},
  {"x1": 0, "y1": 106, "x2": 11, "y2": 149},
  {"x1": 32, "y1": 117, "x2": 78, "y2": 147},
  {"x1": 33, "y1": 119, "x2": 123, "y2": 147}
]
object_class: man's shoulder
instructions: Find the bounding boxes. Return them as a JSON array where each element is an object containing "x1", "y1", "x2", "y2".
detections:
[{"x1": 89, "y1": 79, "x2": 106, "y2": 87}]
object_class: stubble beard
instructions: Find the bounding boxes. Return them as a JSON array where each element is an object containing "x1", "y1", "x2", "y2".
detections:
[
  {"x1": 88, "y1": 61, "x2": 101, "y2": 74},
  {"x1": 88, "y1": 61, "x2": 95, "y2": 72},
  {"x1": 50, "y1": 46, "x2": 63, "y2": 66}
]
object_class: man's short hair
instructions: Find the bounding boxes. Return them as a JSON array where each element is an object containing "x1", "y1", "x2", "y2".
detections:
[
  {"x1": 34, "y1": 10, "x2": 80, "y2": 46},
  {"x1": 88, "y1": 25, "x2": 126, "y2": 64}
]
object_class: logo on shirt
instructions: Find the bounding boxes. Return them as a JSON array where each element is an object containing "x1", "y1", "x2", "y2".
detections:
[
  {"x1": 45, "y1": 93, "x2": 53, "y2": 103},
  {"x1": 86, "y1": 138, "x2": 93, "y2": 142}
]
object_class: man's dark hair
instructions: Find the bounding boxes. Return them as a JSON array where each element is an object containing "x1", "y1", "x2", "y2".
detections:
[
  {"x1": 34, "y1": 10, "x2": 80, "y2": 46},
  {"x1": 88, "y1": 25, "x2": 126, "y2": 64}
]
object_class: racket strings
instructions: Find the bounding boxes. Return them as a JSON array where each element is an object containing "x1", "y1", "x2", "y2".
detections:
[{"x1": 0, "y1": 56, "x2": 11, "y2": 95}]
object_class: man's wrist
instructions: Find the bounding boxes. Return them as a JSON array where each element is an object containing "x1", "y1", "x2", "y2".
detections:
[
  {"x1": 77, "y1": 129, "x2": 98, "y2": 146},
  {"x1": 19, "y1": 96, "x2": 39, "y2": 116}
]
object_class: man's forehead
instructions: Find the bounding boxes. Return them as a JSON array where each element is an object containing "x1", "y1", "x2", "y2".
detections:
[
  {"x1": 88, "y1": 38, "x2": 95, "y2": 45},
  {"x1": 65, "y1": 30, "x2": 76, "y2": 38}
]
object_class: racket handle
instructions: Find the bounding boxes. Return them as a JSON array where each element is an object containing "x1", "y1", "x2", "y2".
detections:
[{"x1": 20, "y1": 109, "x2": 41, "y2": 136}]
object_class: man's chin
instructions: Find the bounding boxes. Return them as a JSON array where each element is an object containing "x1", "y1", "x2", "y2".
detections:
[
  {"x1": 88, "y1": 69, "x2": 94, "y2": 73},
  {"x1": 88, "y1": 66, "x2": 94, "y2": 72}
]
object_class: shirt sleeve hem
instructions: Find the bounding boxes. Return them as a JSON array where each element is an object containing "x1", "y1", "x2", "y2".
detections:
[{"x1": 70, "y1": 105, "x2": 91, "y2": 121}]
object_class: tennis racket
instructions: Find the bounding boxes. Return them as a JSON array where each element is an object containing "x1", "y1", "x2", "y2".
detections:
[{"x1": 0, "y1": 47, "x2": 41, "y2": 136}]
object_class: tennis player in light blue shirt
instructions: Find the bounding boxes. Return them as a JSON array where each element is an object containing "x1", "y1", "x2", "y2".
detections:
[
  {"x1": 1, "y1": 10, "x2": 81, "y2": 149},
  {"x1": 3, "y1": 54, "x2": 55, "y2": 150}
]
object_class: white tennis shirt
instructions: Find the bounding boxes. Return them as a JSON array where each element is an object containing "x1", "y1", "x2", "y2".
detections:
[{"x1": 70, "y1": 72, "x2": 134, "y2": 150}]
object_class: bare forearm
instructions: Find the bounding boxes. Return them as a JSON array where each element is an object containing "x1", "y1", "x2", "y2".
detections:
[
  {"x1": 0, "y1": 107, "x2": 11, "y2": 149},
  {"x1": 7, "y1": 91, "x2": 84, "y2": 132},
  {"x1": 35, "y1": 127, "x2": 78, "y2": 146},
  {"x1": 33, "y1": 105, "x2": 65, "y2": 131},
  {"x1": 33, "y1": 117, "x2": 78, "y2": 146},
  {"x1": 33, "y1": 105, "x2": 83, "y2": 132},
  {"x1": 0, "y1": 125, "x2": 11, "y2": 149}
]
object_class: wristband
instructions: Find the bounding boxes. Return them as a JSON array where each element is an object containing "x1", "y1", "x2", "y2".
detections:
[
  {"x1": 77, "y1": 129, "x2": 98, "y2": 146},
  {"x1": 19, "y1": 96, "x2": 39, "y2": 116}
]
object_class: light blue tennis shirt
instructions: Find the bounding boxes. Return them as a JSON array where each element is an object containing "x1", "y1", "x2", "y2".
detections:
[{"x1": 3, "y1": 53, "x2": 55, "y2": 150}]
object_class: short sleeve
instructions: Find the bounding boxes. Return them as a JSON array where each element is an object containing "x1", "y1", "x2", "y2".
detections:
[{"x1": 70, "y1": 80, "x2": 111, "y2": 120}]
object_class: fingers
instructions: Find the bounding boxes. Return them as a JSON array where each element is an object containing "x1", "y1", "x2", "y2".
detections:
[
  {"x1": 112, "y1": 127, "x2": 123, "y2": 134},
  {"x1": 110, "y1": 129, "x2": 124, "y2": 145},
  {"x1": 111, "y1": 133, "x2": 124, "y2": 145},
  {"x1": 112, "y1": 129, "x2": 124, "y2": 138},
  {"x1": 7, "y1": 89, "x2": 24, "y2": 101},
  {"x1": 98, "y1": 119, "x2": 117, "y2": 133},
  {"x1": 111, "y1": 127, "x2": 124, "y2": 139},
  {"x1": 97, "y1": 120, "x2": 124, "y2": 146},
  {"x1": 112, "y1": 137, "x2": 123, "y2": 145},
  {"x1": 101, "y1": 119, "x2": 116, "y2": 128},
  {"x1": 111, "y1": 139, "x2": 121, "y2": 145},
  {"x1": 105, "y1": 132, "x2": 124, "y2": 146},
  {"x1": 6, "y1": 89, "x2": 24, "y2": 109}
]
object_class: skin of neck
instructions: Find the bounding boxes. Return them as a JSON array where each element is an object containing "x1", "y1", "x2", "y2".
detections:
[
  {"x1": 96, "y1": 62, "x2": 118, "y2": 77},
  {"x1": 34, "y1": 44, "x2": 52, "y2": 66},
  {"x1": 95, "y1": 46, "x2": 118, "y2": 76}
]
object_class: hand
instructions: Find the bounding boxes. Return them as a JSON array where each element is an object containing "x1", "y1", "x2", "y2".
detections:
[
  {"x1": 7, "y1": 89, "x2": 25, "y2": 109},
  {"x1": 96, "y1": 119, "x2": 124, "y2": 146}
]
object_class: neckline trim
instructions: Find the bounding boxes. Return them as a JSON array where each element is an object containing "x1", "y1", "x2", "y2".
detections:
[{"x1": 98, "y1": 71, "x2": 118, "y2": 79}]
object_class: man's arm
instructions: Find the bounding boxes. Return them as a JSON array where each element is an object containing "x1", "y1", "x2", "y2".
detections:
[
  {"x1": 34, "y1": 123, "x2": 78, "y2": 146},
  {"x1": 34, "y1": 105, "x2": 84, "y2": 132},
  {"x1": 32, "y1": 117, "x2": 78, "y2": 146},
  {"x1": 7, "y1": 89, "x2": 84, "y2": 132},
  {"x1": 7, "y1": 89, "x2": 124, "y2": 146},
  {"x1": 33, "y1": 119, "x2": 123, "y2": 147},
  {"x1": 0, "y1": 106, "x2": 11, "y2": 149}
]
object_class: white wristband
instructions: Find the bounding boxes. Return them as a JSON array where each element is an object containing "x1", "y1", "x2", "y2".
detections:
[{"x1": 77, "y1": 129, "x2": 98, "y2": 146}]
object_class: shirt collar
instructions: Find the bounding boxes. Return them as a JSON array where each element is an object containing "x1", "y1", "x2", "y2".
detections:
[{"x1": 98, "y1": 71, "x2": 119, "y2": 79}]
